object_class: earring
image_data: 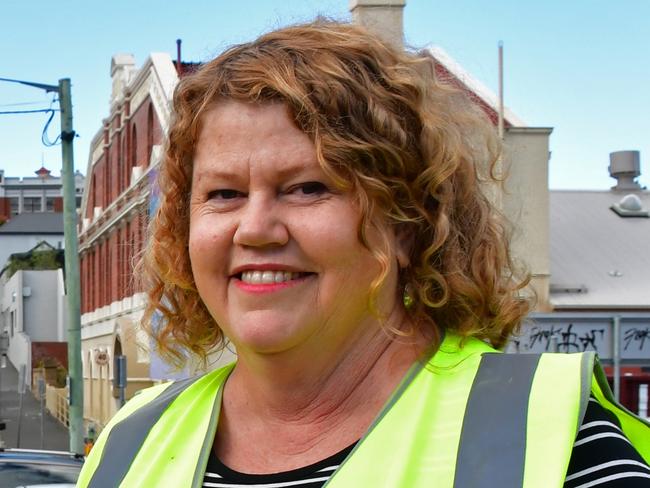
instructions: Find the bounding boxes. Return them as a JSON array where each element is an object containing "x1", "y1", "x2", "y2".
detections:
[{"x1": 403, "y1": 283, "x2": 414, "y2": 308}]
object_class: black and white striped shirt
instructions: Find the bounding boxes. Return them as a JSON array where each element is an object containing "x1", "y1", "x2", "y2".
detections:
[
  {"x1": 203, "y1": 398, "x2": 650, "y2": 487},
  {"x1": 203, "y1": 444, "x2": 354, "y2": 488},
  {"x1": 564, "y1": 397, "x2": 650, "y2": 487}
]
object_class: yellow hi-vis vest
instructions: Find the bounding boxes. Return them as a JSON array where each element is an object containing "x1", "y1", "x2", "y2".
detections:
[{"x1": 76, "y1": 334, "x2": 650, "y2": 488}]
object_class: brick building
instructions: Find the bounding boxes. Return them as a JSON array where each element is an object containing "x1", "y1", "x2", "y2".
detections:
[{"x1": 77, "y1": 52, "x2": 183, "y2": 426}]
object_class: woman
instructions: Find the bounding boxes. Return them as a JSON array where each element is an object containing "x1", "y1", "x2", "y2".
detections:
[{"x1": 77, "y1": 21, "x2": 649, "y2": 487}]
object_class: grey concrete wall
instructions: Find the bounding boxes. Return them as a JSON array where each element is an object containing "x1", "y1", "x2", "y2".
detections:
[
  {"x1": 502, "y1": 127, "x2": 553, "y2": 310},
  {"x1": 22, "y1": 270, "x2": 59, "y2": 341},
  {"x1": 56, "y1": 269, "x2": 67, "y2": 342},
  {"x1": 1, "y1": 270, "x2": 30, "y2": 371},
  {"x1": 1, "y1": 270, "x2": 23, "y2": 337}
]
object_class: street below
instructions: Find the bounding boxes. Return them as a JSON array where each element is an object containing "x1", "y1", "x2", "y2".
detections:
[{"x1": 0, "y1": 362, "x2": 69, "y2": 451}]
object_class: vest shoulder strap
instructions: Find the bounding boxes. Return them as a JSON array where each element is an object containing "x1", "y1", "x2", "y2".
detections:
[
  {"x1": 77, "y1": 363, "x2": 234, "y2": 488},
  {"x1": 328, "y1": 343, "x2": 590, "y2": 488}
]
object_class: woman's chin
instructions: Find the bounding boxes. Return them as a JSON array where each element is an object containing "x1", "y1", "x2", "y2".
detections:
[{"x1": 226, "y1": 318, "x2": 315, "y2": 357}]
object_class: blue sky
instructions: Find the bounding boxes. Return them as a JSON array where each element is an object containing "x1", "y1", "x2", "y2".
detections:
[{"x1": 1, "y1": 0, "x2": 648, "y2": 189}]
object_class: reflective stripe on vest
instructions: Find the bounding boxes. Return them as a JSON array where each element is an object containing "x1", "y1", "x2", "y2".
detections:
[
  {"x1": 521, "y1": 352, "x2": 589, "y2": 488},
  {"x1": 76, "y1": 334, "x2": 649, "y2": 488},
  {"x1": 453, "y1": 353, "x2": 541, "y2": 487},
  {"x1": 87, "y1": 377, "x2": 196, "y2": 488}
]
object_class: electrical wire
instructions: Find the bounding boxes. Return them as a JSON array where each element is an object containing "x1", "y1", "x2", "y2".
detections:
[
  {"x1": 0, "y1": 100, "x2": 47, "y2": 108},
  {"x1": 41, "y1": 110, "x2": 60, "y2": 147},
  {"x1": 0, "y1": 108, "x2": 56, "y2": 115},
  {"x1": 0, "y1": 107, "x2": 62, "y2": 146},
  {"x1": 39, "y1": 96, "x2": 62, "y2": 147},
  {"x1": 0, "y1": 94, "x2": 72, "y2": 147}
]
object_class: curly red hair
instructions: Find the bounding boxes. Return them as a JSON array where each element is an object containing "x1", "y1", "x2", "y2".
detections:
[{"x1": 141, "y1": 20, "x2": 530, "y2": 365}]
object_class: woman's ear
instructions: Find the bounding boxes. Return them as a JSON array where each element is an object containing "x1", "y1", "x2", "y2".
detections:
[{"x1": 395, "y1": 226, "x2": 413, "y2": 269}]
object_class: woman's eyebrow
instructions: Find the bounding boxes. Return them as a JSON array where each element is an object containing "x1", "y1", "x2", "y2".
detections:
[
  {"x1": 274, "y1": 163, "x2": 317, "y2": 181},
  {"x1": 193, "y1": 161, "x2": 321, "y2": 183},
  {"x1": 192, "y1": 167, "x2": 245, "y2": 182}
]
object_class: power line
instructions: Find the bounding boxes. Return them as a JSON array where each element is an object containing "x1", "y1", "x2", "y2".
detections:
[
  {"x1": 41, "y1": 108, "x2": 60, "y2": 147},
  {"x1": 0, "y1": 108, "x2": 58, "y2": 115},
  {"x1": 0, "y1": 100, "x2": 48, "y2": 108}
]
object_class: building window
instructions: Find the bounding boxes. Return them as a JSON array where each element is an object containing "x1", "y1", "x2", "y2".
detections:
[
  {"x1": 23, "y1": 197, "x2": 41, "y2": 213},
  {"x1": 131, "y1": 125, "x2": 138, "y2": 168},
  {"x1": 76, "y1": 196, "x2": 82, "y2": 208},
  {"x1": 105, "y1": 153, "x2": 111, "y2": 208},
  {"x1": 116, "y1": 135, "x2": 123, "y2": 195},
  {"x1": 91, "y1": 175, "x2": 97, "y2": 209},
  {"x1": 9, "y1": 197, "x2": 19, "y2": 215},
  {"x1": 46, "y1": 197, "x2": 55, "y2": 212},
  {"x1": 147, "y1": 104, "x2": 154, "y2": 166}
]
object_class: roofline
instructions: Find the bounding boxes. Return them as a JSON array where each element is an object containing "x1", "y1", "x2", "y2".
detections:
[
  {"x1": 531, "y1": 311, "x2": 650, "y2": 319},
  {"x1": 550, "y1": 188, "x2": 650, "y2": 194},
  {"x1": 425, "y1": 45, "x2": 527, "y2": 127},
  {"x1": 550, "y1": 304, "x2": 650, "y2": 312},
  {"x1": 507, "y1": 127, "x2": 552, "y2": 135}
]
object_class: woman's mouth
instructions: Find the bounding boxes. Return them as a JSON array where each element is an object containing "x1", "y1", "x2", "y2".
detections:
[{"x1": 238, "y1": 270, "x2": 310, "y2": 284}]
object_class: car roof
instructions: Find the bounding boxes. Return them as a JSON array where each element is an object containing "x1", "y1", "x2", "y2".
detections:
[{"x1": 0, "y1": 448, "x2": 84, "y2": 466}]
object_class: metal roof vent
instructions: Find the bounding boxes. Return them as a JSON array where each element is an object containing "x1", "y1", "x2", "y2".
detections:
[
  {"x1": 609, "y1": 150, "x2": 642, "y2": 191},
  {"x1": 549, "y1": 284, "x2": 588, "y2": 294},
  {"x1": 610, "y1": 193, "x2": 649, "y2": 218}
]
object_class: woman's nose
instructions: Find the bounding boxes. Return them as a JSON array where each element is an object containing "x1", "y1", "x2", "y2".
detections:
[{"x1": 233, "y1": 195, "x2": 289, "y2": 248}]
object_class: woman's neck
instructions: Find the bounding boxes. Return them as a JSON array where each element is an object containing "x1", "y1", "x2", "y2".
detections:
[{"x1": 215, "y1": 312, "x2": 432, "y2": 473}]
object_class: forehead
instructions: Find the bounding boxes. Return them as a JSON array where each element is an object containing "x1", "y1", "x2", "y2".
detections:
[{"x1": 193, "y1": 101, "x2": 319, "y2": 180}]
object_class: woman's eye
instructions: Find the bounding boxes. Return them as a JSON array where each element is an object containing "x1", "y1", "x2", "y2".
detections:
[
  {"x1": 207, "y1": 189, "x2": 242, "y2": 200},
  {"x1": 293, "y1": 181, "x2": 328, "y2": 196}
]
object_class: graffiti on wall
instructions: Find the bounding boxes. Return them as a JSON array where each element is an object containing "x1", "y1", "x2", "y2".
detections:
[
  {"x1": 512, "y1": 323, "x2": 608, "y2": 354},
  {"x1": 623, "y1": 327, "x2": 650, "y2": 352},
  {"x1": 508, "y1": 319, "x2": 650, "y2": 361}
]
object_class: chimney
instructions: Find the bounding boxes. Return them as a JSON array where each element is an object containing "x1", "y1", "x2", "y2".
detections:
[
  {"x1": 609, "y1": 150, "x2": 642, "y2": 191},
  {"x1": 349, "y1": 0, "x2": 406, "y2": 48},
  {"x1": 110, "y1": 54, "x2": 136, "y2": 104}
]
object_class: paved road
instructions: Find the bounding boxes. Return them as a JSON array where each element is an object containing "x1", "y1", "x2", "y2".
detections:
[{"x1": 0, "y1": 361, "x2": 70, "y2": 450}]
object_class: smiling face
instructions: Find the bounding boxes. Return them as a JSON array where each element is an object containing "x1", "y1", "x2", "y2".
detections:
[{"x1": 189, "y1": 101, "x2": 404, "y2": 358}]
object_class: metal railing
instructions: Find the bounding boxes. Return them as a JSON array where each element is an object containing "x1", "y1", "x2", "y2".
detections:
[{"x1": 46, "y1": 385, "x2": 69, "y2": 427}]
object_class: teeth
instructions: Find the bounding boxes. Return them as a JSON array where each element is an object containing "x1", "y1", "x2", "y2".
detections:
[{"x1": 240, "y1": 270, "x2": 299, "y2": 284}]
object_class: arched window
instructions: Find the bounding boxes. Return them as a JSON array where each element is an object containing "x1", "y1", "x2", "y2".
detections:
[
  {"x1": 131, "y1": 125, "x2": 138, "y2": 169},
  {"x1": 81, "y1": 256, "x2": 87, "y2": 313},
  {"x1": 91, "y1": 175, "x2": 97, "y2": 211},
  {"x1": 112, "y1": 336, "x2": 125, "y2": 399},
  {"x1": 146, "y1": 104, "x2": 154, "y2": 167},
  {"x1": 116, "y1": 135, "x2": 122, "y2": 195},
  {"x1": 125, "y1": 221, "x2": 132, "y2": 296},
  {"x1": 105, "y1": 152, "x2": 111, "y2": 208},
  {"x1": 122, "y1": 132, "x2": 128, "y2": 189}
]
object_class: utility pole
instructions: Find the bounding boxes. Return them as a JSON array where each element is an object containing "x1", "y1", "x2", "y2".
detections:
[
  {"x1": 0, "y1": 76, "x2": 84, "y2": 454},
  {"x1": 59, "y1": 78, "x2": 83, "y2": 455},
  {"x1": 497, "y1": 41, "x2": 504, "y2": 140}
]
